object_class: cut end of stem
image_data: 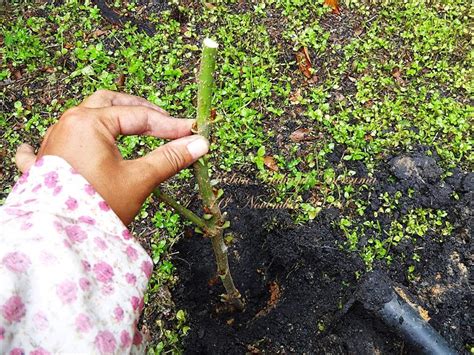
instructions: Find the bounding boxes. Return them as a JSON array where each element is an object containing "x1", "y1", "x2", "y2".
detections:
[{"x1": 203, "y1": 37, "x2": 219, "y2": 49}]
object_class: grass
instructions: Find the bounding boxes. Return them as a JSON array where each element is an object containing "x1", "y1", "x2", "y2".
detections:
[{"x1": 1, "y1": 0, "x2": 472, "y2": 352}]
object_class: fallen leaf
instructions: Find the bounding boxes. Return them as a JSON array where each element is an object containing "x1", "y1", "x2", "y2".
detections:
[
  {"x1": 25, "y1": 98, "x2": 34, "y2": 109},
  {"x1": 207, "y1": 275, "x2": 219, "y2": 287},
  {"x1": 247, "y1": 345, "x2": 260, "y2": 354},
  {"x1": 13, "y1": 70, "x2": 22, "y2": 80},
  {"x1": 92, "y1": 29, "x2": 107, "y2": 37},
  {"x1": 302, "y1": 47, "x2": 311, "y2": 64},
  {"x1": 392, "y1": 67, "x2": 404, "y2": 84},
  {"x1": 324, "y1": 0, "x2": 340, "y2": 14},
  {"x1": 184, "y1": 227, "x2": 193, "y2": 238},
  {"x1": 204, "y1": 2, "x2": 216, "y2": 9},
  {"x1": 116, "y1": 73, "x2": 126, "y2": 87},
  {"x1": 267, "y1": 281, "x2": 281, "y2": 307},
  {"x1": 334, "y1": 92, "x2": 345, "y2": 102},
  {"x1": 295, "y1": 47, "x2": 312, "y2": 79},
  {"x1": 290, "y1": 128, "x2": 317, "y2": 142},
  {"x1": 210, "y1": 107, "x2": 216, "y2": 121},
  {"x1": 255, "y1": 281, "x2": 281, "y2": 317},
  {"x1": 41, "y1": 66, "x2": 55, "y2": 73},
  {"x1": 392, "y1": 67, "x2": 401, "y2": 79},
  {"x1": 289, "y1": 88, "x2": 302, "y2": 105},
  {"x1": 264, "y1": 156, "x2": 278, "y2": 171}
]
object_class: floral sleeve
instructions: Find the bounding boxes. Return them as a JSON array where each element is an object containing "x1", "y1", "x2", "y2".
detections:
[{"x1": 0, "y1": 155, "x2": 153, "y2": 355}]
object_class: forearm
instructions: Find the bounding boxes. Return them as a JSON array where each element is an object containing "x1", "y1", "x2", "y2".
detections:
[{"x1": 0, "y1": 156, "x2": 152, "y2": 354}]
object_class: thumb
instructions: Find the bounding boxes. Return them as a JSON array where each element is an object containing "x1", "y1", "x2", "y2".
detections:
[
  {"x1": 134, "y1": 134, "x2": 209, "y2": 186},
  {"x1": 15, "y1": 143, "x2": 37, "y2": 173}
]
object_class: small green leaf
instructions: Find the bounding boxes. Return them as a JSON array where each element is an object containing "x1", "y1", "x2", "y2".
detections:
[{"x1": 176, "y1": 309, "x2": 186, "y2": 322}]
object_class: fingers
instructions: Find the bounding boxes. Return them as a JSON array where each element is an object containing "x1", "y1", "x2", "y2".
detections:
[
  {"x1": 15, "y1": 143, "x2": 37, "y2": 173},
  {"x1": 80, "y1": 89, "x2": 170, "y2": 115},
  {"x1": 37, "y1": 125, "x2": 56, "y2": 157},
  {"x1": 131, "y1": 135, "x2": 209, "y2": 187},
  {"x1": 95, "y1": 105, "x2": 194, "y2": 139}
]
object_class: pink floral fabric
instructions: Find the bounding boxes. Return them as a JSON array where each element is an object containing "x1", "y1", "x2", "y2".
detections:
[{"x1": 0, "y1": 156, "x2": 152, "y2": 354}]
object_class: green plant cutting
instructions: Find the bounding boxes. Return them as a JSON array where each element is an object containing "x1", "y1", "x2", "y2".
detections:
[{"x1": 154, "y1": 38, "x2": 244, "y2": 311}]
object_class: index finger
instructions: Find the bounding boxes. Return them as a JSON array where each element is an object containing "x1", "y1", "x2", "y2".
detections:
[
  {"x1": 94, "y1": 105, "x2": 194, "y2": 139},
  {"x1": 80, "y1": 90, "x2": 170, "y2": 116}
]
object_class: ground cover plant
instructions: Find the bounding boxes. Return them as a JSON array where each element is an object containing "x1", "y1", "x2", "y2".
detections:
[{"x1": 1, "y1": 0, "x2": 472, "y2": 353}]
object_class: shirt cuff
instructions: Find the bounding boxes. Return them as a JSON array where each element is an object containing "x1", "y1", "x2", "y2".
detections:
[{"x1": 6, "y1": 155, "x2": 132, "y2": 240}]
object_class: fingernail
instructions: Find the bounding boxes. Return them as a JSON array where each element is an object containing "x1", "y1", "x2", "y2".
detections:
[{"x1": 187, "y1": 136, "x2": 209, "y2": 160}]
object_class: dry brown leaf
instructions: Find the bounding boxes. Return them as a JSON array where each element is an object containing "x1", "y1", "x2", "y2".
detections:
[
  {"x1": 392, "y1": 67, "x2": 401, "y2": 78},
  {"x1": 324, "y1": 0, "x2": 340, "y2": 14},
  {"x1": 247, "y1": 345, "x2": 260, "y2": 354},
  {"x1": 392, "y1": 67, "x2": 404, "y2": 84},
  {"x1": 263, "y1": 156, "x2": 278, "y2": 171},
  {"x1": 267, "y1": 281, "x2": 281, "y2": 307},
  {"x1": 207, "y1": 275, "x2": 219, "y2": 287},
  {"x1": 290, "y1": 128, "x2": 316, "y2": 142},
  {"x1": 92, "y1": 29, "x2": 107, "y2": 37},
  {"x1": 13, "y1": 70, "x2": 22, "y2": 80},
  {"x1": 25, "y1": 98, "x2": 34, "y2": 108},
  {"x1": 116, "y1": 73, "x2": 126, "y2": 87},
  {"x1": 42, "y1": 67, "x2": 55, "y2": 73},
  {"x1": 302, "y1": 47, "x2": 312, "y2": 65},
  {"x1": 334, "y1": 92, "x2": 345, "y2": 102},
  {"x1": 295, "y1": 47, "x2": 312, "y2": 79},
  {"x1": 289, "y1": 88, "x2": 302, "y2": 105},
  {"x1": 204, "y1": 2, "x2": 216, "y2": 9},
  {"x1": 255, "y1": 281, "x2": 281, "y2": 317},
  {"x1": 184, "y1": 227, "x2": 193, "y2": 238}
]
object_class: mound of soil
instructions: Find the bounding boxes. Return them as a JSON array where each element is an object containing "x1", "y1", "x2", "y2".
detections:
[{"x1": 172, "y1": 150, "x2": 472, "y2": 354}]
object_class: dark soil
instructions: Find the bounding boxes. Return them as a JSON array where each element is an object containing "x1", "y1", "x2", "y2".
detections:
[{"x1": 172, "y1": 148, "x2": 472, "y2": 354}]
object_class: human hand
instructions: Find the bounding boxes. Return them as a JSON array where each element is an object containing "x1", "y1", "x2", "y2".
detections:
[{"x1": 15, "y1": 90, "x2": 209, "y2": 225}]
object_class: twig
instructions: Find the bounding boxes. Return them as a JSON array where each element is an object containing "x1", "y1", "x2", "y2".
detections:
[
  {"x1": 193, "y1": 38, "x2": 244, "y2": 310},
  {"x1": 153, "y1": 188, "x2": 209, "y2": 232}
]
